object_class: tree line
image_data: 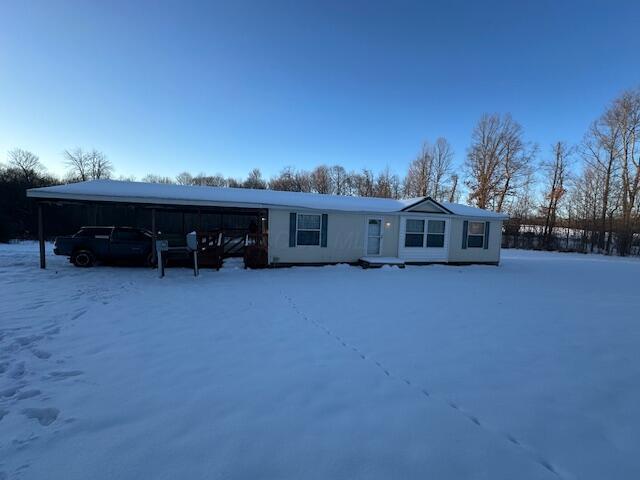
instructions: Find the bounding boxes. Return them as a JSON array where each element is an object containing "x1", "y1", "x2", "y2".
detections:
[
  {"x1": 1, "y1": 87, "x2": 639, "y2": 255},
  {"x1": 139, "y1": 137, "x2": 458, "y2": 204}
]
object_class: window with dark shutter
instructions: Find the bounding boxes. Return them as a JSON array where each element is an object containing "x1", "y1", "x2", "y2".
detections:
[
  {"x1": 467, "y1": 221, "x2": 485, "y2": 248},
  {"x1": 296, "y1": 214, "x2": 322, "y2": 246}
]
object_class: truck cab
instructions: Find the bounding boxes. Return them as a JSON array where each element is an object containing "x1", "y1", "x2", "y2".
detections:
[{"x1": 54, "y1": 226, "x2": 153, "y2": 267}]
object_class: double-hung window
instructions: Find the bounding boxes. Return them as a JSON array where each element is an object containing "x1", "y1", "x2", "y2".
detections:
[
  {"x1": 467, "y1": 221, "x2": 485, "y2": 248},
  {"x1": 297, "y1": 214, "x2": 321, "y2": 246},
  {"x1": 426, "y1": 220, "x2": 445, "y2": 247},
  {"x1": 405, "y1": 219, "x2": 446, "y2": 248},
  {"x1": 404, "y1": 219, "x2": 425, "y2": 247}
]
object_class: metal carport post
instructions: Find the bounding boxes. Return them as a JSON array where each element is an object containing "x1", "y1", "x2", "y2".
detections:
[{"x1": 38, "y1": 202, "x2": 46, "y2": 269}]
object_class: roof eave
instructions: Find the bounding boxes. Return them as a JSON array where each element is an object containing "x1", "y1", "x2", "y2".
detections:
[{"x1": 25, "y1": 190, "x2": 402, "y2": 215}]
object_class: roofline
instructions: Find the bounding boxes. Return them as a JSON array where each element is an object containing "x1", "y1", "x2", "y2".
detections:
[
  {"x1": 27, "y1": 186, "x2": 508, "y2": 219},
  {"x1": 25, "y1": 190, "x2": 403, "y2": 215},
  {"x1": 400, "y1": 196, "x2": 455, "y2": 214}
]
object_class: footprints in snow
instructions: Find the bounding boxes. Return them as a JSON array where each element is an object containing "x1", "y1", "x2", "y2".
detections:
[
  {"x1": 16, "y1": 389, "x2": 41, "y2": 400},
  {"x1": 70, "y1": 308, "x2": 88, "y2": 321},
  {"x1": 48, "y1": 370, "x2": 83, "y2": 380},
  {"x1": 14, "y1": 335, "x2": 43, "y2": 347},
  {"x1": 21, "y1": 407, "x2": 60, "y2": 426},
  {"x1": 0, "y1": 312, "x2": 83, "y2": 434},
  {"x1": 31, "y1": 349, "x2": 51, "y2": 359},
  {"x1": 9, "y1": 361, "x2": 25, "y2": 379},
  {"x1": 283, "y1": 292, "x2": 562, "y2": 478},
  {"x1": 507, "y1": 434, "x2": 520, "y2": 445}
]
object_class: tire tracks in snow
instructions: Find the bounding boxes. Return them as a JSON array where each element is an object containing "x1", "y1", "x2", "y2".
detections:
[{"x1": 281, "y1": 292, "x2": 566, "y2": 479}]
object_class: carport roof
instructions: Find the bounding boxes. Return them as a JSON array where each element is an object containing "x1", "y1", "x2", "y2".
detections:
[{"x1": 27, "y1": 180, "x2": 508, "y2": 218}]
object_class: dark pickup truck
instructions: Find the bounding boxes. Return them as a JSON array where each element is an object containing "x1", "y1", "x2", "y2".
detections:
[{"x1": 54, "y1": 226, "x2": 154, "y2": 267}]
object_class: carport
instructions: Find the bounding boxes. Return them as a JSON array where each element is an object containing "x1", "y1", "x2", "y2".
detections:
[{"x1": 28, "y1": 191, "x2": 267, "y2": 269}]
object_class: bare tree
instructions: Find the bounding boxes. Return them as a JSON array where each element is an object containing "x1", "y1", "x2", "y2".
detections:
[
  {"x1": 87, "y1": 150, "x2": 113, "y2": 179},
  {"x1": 582, "y1": 108, "x2": 621, "y2": 252},
  {"x1": 64, "y1": 148, "x2": 89, "y2": 181},
  {"x1": 64, "y1": 148, "x2": 112, "y2": 181},
  {"x1": 431, "y1": 137, "x2": 454, "y2": 201},
  {"x1": 465, "y1": 115, "x2": 503, "y2": 209},
  {"x1": 117, "y1": 174, "x2": 137, "y2": 182},
  {"x1": 330, "y1": 165, "x2": 349, "y2": 195},
  {"x1": 569, "y1": 163, "x2": 606, "y2": 252},
  {"x1": 540, "y1": 142, "x2": 572, "y2": 248},
  {"x1": 495, "y1": 129, "x2": 535, "y2": 213},
  {"x1": 192, "y1": 173, "x2": 227, "y2": 187},
  {"x1": 613, "y1": 88, "x2": 640, "y2": 255},
  {"x1": 141, "y1": 174, "x2": 174, "y2": 184},
  {"x1": 448, "y1": 174, "x2": 459, "y2": 203},
  {"x1": 243, "y1": 168, "x2": 267, "y2": 189},
  {"x1": 374, "y1": 167, "x2": 400, "y2": 198},
  {"x1": 7, "y1": 148, "x2": 43, "y2": 183},
  {"x1": 295, "y1": 170, "x2": 312, "y2": 192},
  {"x1": 268, "y1": 167, "x2": 312, "y2": 192},
  {"x1": 465, "y1": 113, "x2": 534, "y2": 212},
  {"x1": 227, "y1": 178, "x2": 243, "y2": 188},
  {"x1": 404, "y1": 142, "x2": 434, "y2": 197},
  {"x1": 175, "y1": 171, "x2": 194, "y2": 185},
  {"x1": 350, "y1": 169, "x2": 375, "y2": 197},
  {"x1": 310, "y1": 165, "x2": 332, "y2": 194}
]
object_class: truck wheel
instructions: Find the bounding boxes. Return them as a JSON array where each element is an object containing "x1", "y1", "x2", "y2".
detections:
[{"x1": 72, "y1": 250, "x2": 95, "y2": 267}]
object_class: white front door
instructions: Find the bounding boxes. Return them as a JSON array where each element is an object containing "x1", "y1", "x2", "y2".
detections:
[{"x1": 366, "y1": 218, "x2": 383, "y2": 255}]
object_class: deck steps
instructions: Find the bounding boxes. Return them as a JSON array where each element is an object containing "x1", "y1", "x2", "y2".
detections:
[{"x1": 358, "y1": 257, "x2": 406, "y2": 269}]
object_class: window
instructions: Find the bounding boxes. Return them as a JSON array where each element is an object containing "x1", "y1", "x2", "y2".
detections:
[
  {"x1": 297, "y1": 214, "x2": 321, "y2": 246},
  {"x1": 467, "y1": 221, "x2": 485, "y2": 248},
  {"x1": 74, "y1": 228, "x2": 111, "y2": 238},
  {"x1": 404, "y1": 218, "x2": 447, "y2": 248},
  {"x1": 404, "y1": 219, "x2": 425, "y2": 247},
  {"x1": 112, "y1": 229, "x2": 149, "y2": 242},
  {"x1": 426, "y1": 220, "x2": 445, "y2": 247}
]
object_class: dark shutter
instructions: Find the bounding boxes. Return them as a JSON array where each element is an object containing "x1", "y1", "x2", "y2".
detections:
[
  {"x1": 321, "y1": 214, "x2": 328, "y2": 247},
  {"x1": 462, "y1": 220, "x2": 468, "y2": 249},
  {"x1": 289, "y1": 213, "x2": 296, "y2": 247},
  {"x1": 484, "y1": 221, "x2": 490, "y2": 249}
]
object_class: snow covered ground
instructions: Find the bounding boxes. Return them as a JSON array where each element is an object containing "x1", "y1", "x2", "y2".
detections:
[{"x1": 1, "y1": 243, "x2": 639, "y2": 480}]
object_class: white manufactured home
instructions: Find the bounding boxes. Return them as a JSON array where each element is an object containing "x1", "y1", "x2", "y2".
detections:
[{"x1": 27, "y1": 180, "x2": 507, "y2": 268}]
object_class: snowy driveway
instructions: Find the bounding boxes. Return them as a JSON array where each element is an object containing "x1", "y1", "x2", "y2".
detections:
[{"x1": 1, "y1": 244, "x2": 639, "y2": 479}]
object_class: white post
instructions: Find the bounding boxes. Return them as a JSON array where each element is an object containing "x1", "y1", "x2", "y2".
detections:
[
  {"x1": 156, "y1": 239, "x2": 167, "y2": 278},
  {"x1": 157, "y1": 249, "x2": 164, "y2": 278}
]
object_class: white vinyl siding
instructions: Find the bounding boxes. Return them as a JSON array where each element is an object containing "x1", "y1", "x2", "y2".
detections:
[{"x1": 399, "y1": 216, "x2": 449, "y2": 262}]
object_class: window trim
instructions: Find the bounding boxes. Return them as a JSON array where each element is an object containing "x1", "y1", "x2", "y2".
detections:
[
  {"x1": 404, "y1": 218, "x2": 446, "y2": 248},
  {"x1": 404, "y1": 219, "x2": 425, "y2": 248},
  {"x1": 426, "y1": 220, "x2": 446, "y2": 248},
  {"x1": 296, "y1": 213, "x2": 322, "y2": 246},
  {"x1": 467, "y1": 221, "x2": 485, "y2": 248}
]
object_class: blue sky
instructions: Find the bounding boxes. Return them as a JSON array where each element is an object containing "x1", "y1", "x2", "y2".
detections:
[{"x1": 1, "y1": 0, "x2": 639, "y2": 180}]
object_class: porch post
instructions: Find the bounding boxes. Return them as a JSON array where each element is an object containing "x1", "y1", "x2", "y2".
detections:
[
  {"x1": 38, "y1": 203, "x2": 46, "y2": 269},
  {"x1": 151, "y1": 208, "x2": 157, "y2": 264}
]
